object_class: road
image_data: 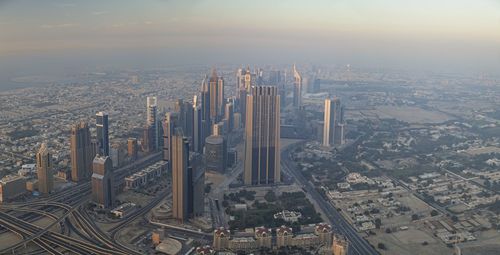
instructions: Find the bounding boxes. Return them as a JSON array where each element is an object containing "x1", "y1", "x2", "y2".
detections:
[
  {"x1": 281, "y1": 142, "x2": 379, "y2": 255},
  {"x1": 0, "y1": 153, "x2": 163, "y2": 254}
]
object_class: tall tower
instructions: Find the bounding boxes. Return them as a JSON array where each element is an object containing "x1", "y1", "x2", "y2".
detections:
[
  {"x1": 163, "y1": 112, "x2": 176, "y2": 162},
  {"x1": 70, "y1": 121, "x2": 93, "y2": 182},
  {"x1": 334, "y1": 103, "x2": 346, "y2": 145},
  {"x1": 208, "y1": 68, "x2": 224, "y2": 123},
  {"x1": 292, "y1": 64, "x2": 302, "y2": 108},
  {"x1": 36, "y1": 143, "x2": 53, "y2": 194},
  {"x1": 323, "y1": 98, "x2": 344, "y2": 147},
  {"x1": 224, "y1": 101, "x2": 234, "y2": 132},
  {"x1": 172, "y1": 135, "x2": 190, "y2": 221},
  {"x1": 146, "y1": 97, "x2": 158, "y2": 151},
  {"x1": 192, "y1": 96, "x2": 203, "y2": 153},
  {"x1": 244, "y1": 86, "x2": 281, "y2": 185},
  {"x1": 201, "y1": 76, "x2": 211, "y2": 149},
  {"x1": 91, "y1": 155, "x2": 115, "y2": 208},
  {"x1": 95, "y1": 111, "x2": 109, "y2": 156}
]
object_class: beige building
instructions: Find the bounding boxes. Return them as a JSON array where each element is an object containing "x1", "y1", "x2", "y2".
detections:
[
  {"x1": 332, "y1": 234, "x2": 349, "y2": 255},
  {"x1": 172, "y1": 135, "x2": 189, "y2": 221},
  {"x1": 36, "y1": 143, "x2": 53, "y2": 195},
  {"x1": 255, "y1": 227, "x2": 272, "y2": 248},
  {"x1": 244, "y1": 86, "x2": 281, "y2": 185},
  {"x1": 213, "y1": 227, "x2": 230, "y2": 250}
]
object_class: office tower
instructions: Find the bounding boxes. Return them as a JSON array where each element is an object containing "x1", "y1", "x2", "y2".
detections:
[
  {"x1": 146, "y1": 97, "x2": 158, "y2": 151},
  {"x1": 205, "y1": 135, "x2": 227, "y2": 173},
  {"x1": 323, "y1": 98, "x2": 345, "y2": 147},
  {"x1": 70, "y1": 121, "x2": 93, "y2": 182},
  {"x1": 172, "y1": 135, "x2": 190, "y2": 221},
  {"x1": 201, "y1": 76, "x2": 211, "y2": 148},
  {"x1": 91, "y1": 155, "x2": 115, "y2": 208},
  {"x1": 189, "y1": 157, "x2": 205, "y2": 217},
  {"x1": 163, "y1": 112, "x2": 176, "y2": 162},
  {"x1": 95, "y1": 111, "x2": 109, "y2": 156},
  {"x1": 292, "y1": 64, "x2": 302, "y2": 108},
  {"x1": 224, "y1": 101, "x2": 234, "y2": 132},
  {"x1": 244, "y1": 67, "x2": 252, "y2": 92},
  {"x1": 36, "y1": 143, "x2": 53, "y2": 195},
  {"x1": 244, "y1": 86, "x2": 281, "y2": 185},
  {"x1": 209, "y1": 68, "x2": 224, "y2": 123},
  {"x1": 332, "y1": 235, "x2": 349, "y2": 255},
  {"x1": 238, "y1": 88, "x2": 247, "y2": 125},
  {"x1": 334, "y1": 104, "x2": 346, "y2": 145},
  {"x1": 192, "y1": 96, "x2": 203, "y2": 153},
  {"x1": 127, "y1": 138, "x2": 138, "y2": 160}
]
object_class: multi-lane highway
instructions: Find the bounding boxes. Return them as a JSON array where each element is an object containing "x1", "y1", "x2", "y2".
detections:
[
  {"x1": 0, "y1": 153, "x2": 163, "y2": 254},
  {"x1": 281, "y1": 143, "x2": 379, "y2": 255}
]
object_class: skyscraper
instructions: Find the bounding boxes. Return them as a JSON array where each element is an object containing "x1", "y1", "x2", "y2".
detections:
[
  {"x1": 201, "y1": 76, "x2": 211, "y2": 149},
  {"x1": 292, "y1": 64, "x2": 302, "y2": 108},
  {"x1": 323, "y1": 98, "x2": 345, "y2": 146},
  {"x1": 192, "y1": 96, "x2": 203, "y2": 153},
  {"x1": 163, "y1": 112, "x2": 176, "y2": 162},
  {"x1": 70, "y1": 121, "x2": 94, "y2": 182},
  {"x1": 172, "y1": 135, "x2": 190, "y2": 221},
  {"x1": 91, "y1": 155, "x2": 115, "y2": 209},
  {"x1": 224, "y1": 101, "x2": 234, "y2": 132},
  {"x1": 208, "y1": 68, "x2": 224, "y2": 123},
  {"x1": 95, "y1": 111, "x2": 109, "y2": 156},
  {"x1": 244, "y1": 86, "x2": 281, "y2": 185},
  {"x1": 36, "y1": 143, "x2": 53, "y2": 195},
  {"x1": 205, "y1": 135, "x2": 227, "y2": 173},
  {"x1": 146, "y1": 97, "x2": 158, "y2": 151}
]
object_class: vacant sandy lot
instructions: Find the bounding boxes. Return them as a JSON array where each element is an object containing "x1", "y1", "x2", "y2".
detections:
[{"x1": 367, "y1": 226, "x2": 454, "y2": 255}]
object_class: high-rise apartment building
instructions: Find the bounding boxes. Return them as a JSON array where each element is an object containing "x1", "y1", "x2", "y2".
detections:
[
  {"x1": 244, "y1": 86, "x2": 281, "y2": 185},
  {"x1": 36, "y1": 143, "x2": 53, "y2": 194},
  {"x1": 95, "y1": 111, "x2": 109, "y2": 156},
  {"x1": 70, "y1": 121, "x2": 94, "y2": 182},
  {"x1": 91, "y1": 155, "x2": 115, "y2": 208}
]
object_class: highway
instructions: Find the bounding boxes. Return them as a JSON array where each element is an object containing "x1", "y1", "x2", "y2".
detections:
[
  {"x1": 281, "y1": 143, "x2": 379, "y2": 255},
  {"x1": 0, "y1": 153, "x2": 163, "y2": 254}
]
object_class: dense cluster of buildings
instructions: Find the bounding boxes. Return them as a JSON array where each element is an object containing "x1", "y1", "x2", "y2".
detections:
[{"x1": 211, "y1": 223, "x2": 348, "y2": 254}]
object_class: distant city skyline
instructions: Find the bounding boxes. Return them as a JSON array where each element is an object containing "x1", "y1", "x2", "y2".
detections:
[{"x1": 0, "y1": 0, "x2": 499, "y2": 78}]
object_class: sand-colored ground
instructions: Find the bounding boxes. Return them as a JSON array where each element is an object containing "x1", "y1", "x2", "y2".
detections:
[{"x1": 367, "y1": 226, "x2": 454, "y2": 255}]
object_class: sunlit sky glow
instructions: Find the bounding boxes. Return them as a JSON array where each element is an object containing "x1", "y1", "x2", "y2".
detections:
[{"x1": 1, "y1": 0, "x2": 499, "y2": 74}]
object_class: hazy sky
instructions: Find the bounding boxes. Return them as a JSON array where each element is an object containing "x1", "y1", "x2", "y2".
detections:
[{"x1": 1, "y1": 0, "x2": 500, "y2": 75}]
